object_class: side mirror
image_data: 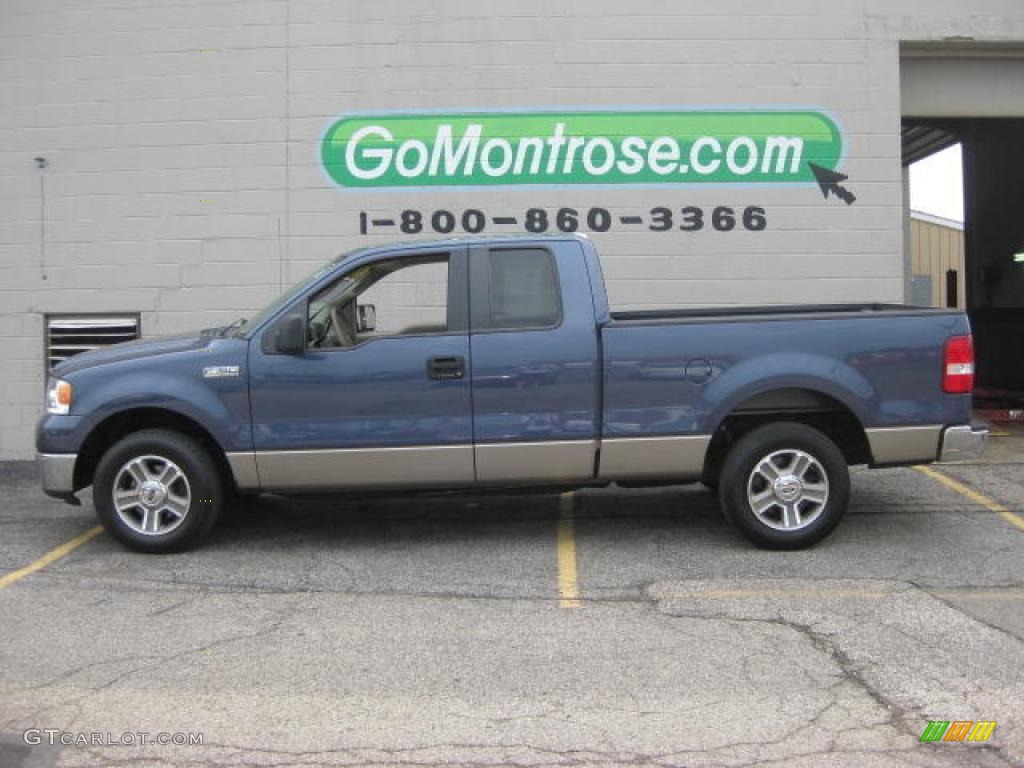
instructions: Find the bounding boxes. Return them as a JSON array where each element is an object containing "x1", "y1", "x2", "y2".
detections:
[
  {"x1": 357, "y1": 304, "x2": 376, "y2": 333},
  {"x1": 273, "y1": 313, "x2": 306, "y2": 355}
]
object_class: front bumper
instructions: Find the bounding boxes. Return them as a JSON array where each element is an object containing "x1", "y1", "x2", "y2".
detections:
[
  {"x1": 938, "y1": 424, "x2": 989, "y2": 462},
  {"x1": 38, "y1": 452, "x2": 77, "y2": 497}
]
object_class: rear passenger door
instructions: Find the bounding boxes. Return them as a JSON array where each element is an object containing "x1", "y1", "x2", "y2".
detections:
[{"x1": 468, "y1": 242, "x2": 600, "y2": 484}]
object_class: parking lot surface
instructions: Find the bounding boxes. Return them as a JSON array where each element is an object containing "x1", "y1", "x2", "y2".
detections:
[{"x1": 1, "y1": 429, "x2": 1023, "y2": 767}]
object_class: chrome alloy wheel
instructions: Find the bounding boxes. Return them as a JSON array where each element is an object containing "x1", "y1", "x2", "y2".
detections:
[
  {"x1": 112, "y1": 455, "x2": 191, "y2": 536},
  {"x1": 746, "y1": 449, "x2": 829, "y2": 531}
]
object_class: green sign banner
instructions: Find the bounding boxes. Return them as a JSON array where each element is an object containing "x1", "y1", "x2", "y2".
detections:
[{"x1": 321, "y1": 109, "x2": 843, "y2": 189}]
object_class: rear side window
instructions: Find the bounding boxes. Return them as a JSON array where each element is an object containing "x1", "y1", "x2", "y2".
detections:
[{"x1": 488, "y1": 248, "x2": 561, "y2": 329}]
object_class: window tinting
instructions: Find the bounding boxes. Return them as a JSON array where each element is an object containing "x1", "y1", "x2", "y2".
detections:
[{"x1": 488, "y1": 249, "x2": 560, "y2": 329}]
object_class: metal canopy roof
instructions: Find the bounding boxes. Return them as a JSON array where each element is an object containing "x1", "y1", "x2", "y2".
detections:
[{"x1": 901, "y1": 121, "x2": 960, "y2": 166}]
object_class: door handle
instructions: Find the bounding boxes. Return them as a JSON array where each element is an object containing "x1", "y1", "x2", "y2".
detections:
[{"x1": 427, "y1": 355, "x2": 465, "y2": 381}]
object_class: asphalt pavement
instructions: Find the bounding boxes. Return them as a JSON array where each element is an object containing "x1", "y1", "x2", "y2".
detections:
[{"x1": 1, "y1": 428, "x2": 1022, "y2": 767}]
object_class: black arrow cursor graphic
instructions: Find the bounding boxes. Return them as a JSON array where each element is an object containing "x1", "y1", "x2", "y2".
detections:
[{"x1": 808, "y1": 163, "x2": 856, "y2": 205}]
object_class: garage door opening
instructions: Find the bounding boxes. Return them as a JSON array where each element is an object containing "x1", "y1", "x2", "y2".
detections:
[{"x1": 901, "y1": 47, "x2": 1024, "y2": 418}]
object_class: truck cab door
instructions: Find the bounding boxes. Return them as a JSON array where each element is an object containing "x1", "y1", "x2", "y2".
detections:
[
  {"x1": 248, "y1": 247, "x2": 473, "y2": 490},
  {"x1": 468, "y1": 241, "x2": 600, "y2": 484}
]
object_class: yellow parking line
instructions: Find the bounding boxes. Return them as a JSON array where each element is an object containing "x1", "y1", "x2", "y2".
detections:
[
  {"x1": 915, "y1": 466, "x2": 1024, "y2": 532},
  {"x1": 932, "y1": 588, "x2": 1024, "y2": 600},
  {"x1": 556, "y1": 492, "x2": 581, "y2": 608},
  {"x1": 0, "y1": 525, "x2": 103, "y2": 590},
  {"x1": 654, "y1": 587, "x2": 892, "y2": 600},
  {"x1": 652, "y1": 586, "x2": 1024, "y2": 601}
]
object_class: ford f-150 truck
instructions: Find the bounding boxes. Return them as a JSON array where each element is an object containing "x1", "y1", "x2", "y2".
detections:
[{"x1": 38, "y1": 235, "x2": 987, "y2": 553}]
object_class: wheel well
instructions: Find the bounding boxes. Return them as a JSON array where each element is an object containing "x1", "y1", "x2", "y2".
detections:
[
  {"x1": 74, "y1": 407, "x2": 234, "y2": 492},
  {"x1": 702, "y1": 388, "x2": 871, "y2": 483}
]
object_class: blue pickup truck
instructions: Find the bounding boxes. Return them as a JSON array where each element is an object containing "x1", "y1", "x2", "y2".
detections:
[{"x1": 38, "y1": 235, "x2": 987, "y2": 552}]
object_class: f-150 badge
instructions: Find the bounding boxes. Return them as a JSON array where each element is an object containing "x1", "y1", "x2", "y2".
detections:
[{"x1": 203, "y1": 365, "x2": 240, "y2": 379}]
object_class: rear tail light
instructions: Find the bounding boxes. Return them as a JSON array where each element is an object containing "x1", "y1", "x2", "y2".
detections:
[{"x1": 943, "y1": 335, "x2": 975, "y2": 394}]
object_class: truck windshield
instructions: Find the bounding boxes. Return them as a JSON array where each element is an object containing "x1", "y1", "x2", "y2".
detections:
[{"x1": 231, "y1": 252, "x2": 353, "y2": 338}]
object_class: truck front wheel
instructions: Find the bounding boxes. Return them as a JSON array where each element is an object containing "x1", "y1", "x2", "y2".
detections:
[
  {"x1": 93, "y1": 429, "x2": 223, "y2": 553},
  {"x1": 718, "y1": 423, "x2": 849, "y2": 549}
]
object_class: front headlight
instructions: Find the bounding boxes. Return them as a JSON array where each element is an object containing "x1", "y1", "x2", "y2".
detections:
[{"x1": 46, "y1": 378, "x2": 73, "y2": 415}]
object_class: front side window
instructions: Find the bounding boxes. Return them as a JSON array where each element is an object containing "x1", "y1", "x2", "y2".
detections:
[
  {"x1": 488, "y1": 248, "x2": 561, "y2": 329},
  {"x1": 307, "y1": 254, "x2": 449, "y2": 349}
]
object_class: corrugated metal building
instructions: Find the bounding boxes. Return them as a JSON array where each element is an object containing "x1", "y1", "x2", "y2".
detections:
[{"x1": 910, "y1": 210, "x2": 965, "y2": 309}]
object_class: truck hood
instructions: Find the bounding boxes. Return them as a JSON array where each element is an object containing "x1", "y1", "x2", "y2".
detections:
[{"x1": 53, "y1": 332, "x2": 214, "y2": 376}]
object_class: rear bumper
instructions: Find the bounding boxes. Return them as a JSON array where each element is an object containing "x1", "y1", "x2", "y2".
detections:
[
  {"x1": 938, "y1": 425, "x2": 989, "y2": 462},
  {"x1": 38, "y1": 452, "x2": 77, "y2": 497}
]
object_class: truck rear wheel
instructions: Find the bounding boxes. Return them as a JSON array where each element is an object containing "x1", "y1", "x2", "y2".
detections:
[
  {"x1": 93, "y1": 429, "x2": 223, "y2": 553},
  {"x1": 718, "y1": 422, "x2": 849, "y2": 549}
]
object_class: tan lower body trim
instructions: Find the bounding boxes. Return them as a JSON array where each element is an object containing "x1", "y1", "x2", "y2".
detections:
[
  {"x1": 865, "y1": 425, "x2": 942, "y2": 465},
  {"x1": 38, "y1": 452, "x2": 77, "y2": 494},
  {"x1": 253, "y1": 444, "x2": 474, "y2": 491},
  {"x1": 230, "y1": 434, "x2": 711, "y2": 491},
  {"x1": 225, "y1": 451, "x2": 260, "y2": 491},
  {"x1": 475, "y1": 440, "x2": 596, "y2": 483},
  {"x1": 598, "y1": 435, "x2": 711, "y2": 481}
]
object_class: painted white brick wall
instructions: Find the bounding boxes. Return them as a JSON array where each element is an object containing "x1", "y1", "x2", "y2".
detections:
[{"x1": 2, "y1": 0, "x2": 1023, "y2": 458}]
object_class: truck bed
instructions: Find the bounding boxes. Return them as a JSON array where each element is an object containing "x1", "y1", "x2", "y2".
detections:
[
  {"x1": 599, "y1": 303, "x2": 972, "y2": 450},
  {"x1": 608, "y1": 303, "x2": 962, "y2": 326}
]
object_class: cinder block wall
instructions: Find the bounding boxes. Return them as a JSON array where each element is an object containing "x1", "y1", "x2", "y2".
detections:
[{"x1": 2, "y1": 0, "x2": 1023, "y2": 458}]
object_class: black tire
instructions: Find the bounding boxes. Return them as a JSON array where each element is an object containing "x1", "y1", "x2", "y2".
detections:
[
  {"x1": 718, "y1": 422, "x2": 849, "y2": 549},
  {"x1": 93, "y1": 429, "x2": 224, "y2": 553}
]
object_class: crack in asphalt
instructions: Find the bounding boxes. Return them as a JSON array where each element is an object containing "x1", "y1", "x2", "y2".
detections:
[
  {"x1": 54, "y1": 736, "x2": 1016, "y2": 768},
  {"x1": 643, "y1": 583, "x2": 1022, "y2": 768},
  {"x1": 15, "y1": 565, "x2": 1024, "y2": 606},
  {"x1": 917, "y1": 581, "x2": 1024, "y2": 643},
  {"x1": 4, "y1": 582, "x2": 1022, "y2": 768},
  {"x1": 1, "y1": 599, "x2": 300, "y2": 737}
]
